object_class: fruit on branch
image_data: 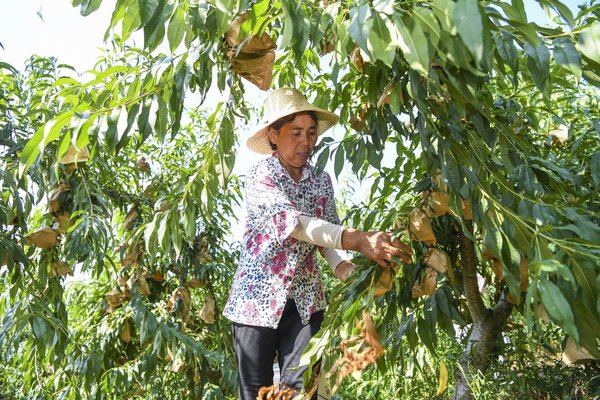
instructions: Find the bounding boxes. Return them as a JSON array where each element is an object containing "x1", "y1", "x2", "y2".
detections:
[
  {"x1": 24, "y1": 227, "x2": 59, "y2": 249},
  {"x1": 409, "y1": 208, "x2": 436, "y2": 246}
]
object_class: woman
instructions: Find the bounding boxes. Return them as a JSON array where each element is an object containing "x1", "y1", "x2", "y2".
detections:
[{"x1": 223, "y1": 87, "x2": 413, "y2": 399}]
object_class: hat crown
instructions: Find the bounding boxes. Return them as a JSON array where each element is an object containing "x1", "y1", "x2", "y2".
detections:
[
  {"x1": 246, "y1": 87, "x2": 339, "y2": 154},
  {"x1": 263, "y1": 87, "x2": 311, "y2": 124}
]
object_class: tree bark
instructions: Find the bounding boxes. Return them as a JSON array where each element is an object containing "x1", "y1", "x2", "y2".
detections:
[{"x1": 452, "y1": 221, "x2": 513, "y2": 400}]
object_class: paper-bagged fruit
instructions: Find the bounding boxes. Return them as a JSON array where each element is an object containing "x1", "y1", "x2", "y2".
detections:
[
  {"x1": 119, "y1": 320, "x2": 131, "y2": 343},
  {"x1": 58, "y1": 144, "x2": 90, "y2": 164},
  {"x1": 409, "y1": 208, "x2": 437, "y2": 246},
  {"x1": 412, "y1": 267, "x2": 438, "y2": 298},
  {"x1": 225, "y1": 12, "x2": 276, "y2": 90},
  {"x1": 424, "y1": 248, "x2": 456, "y2": 284},
  {"x1": 374, "y1": 262, "x2": 400, "y2": 298},
  {"x1": 51, "y1": 261, "x2": 73, "y2": 277},
  {"x1": 426, "y1": 191, "x2": 450, "y2": 217},
  {"x1": 105, "y1": 288, "x2": 130, "y2": 311},
  {"x1": 199, "y1": 294, "x2": 215, "y2": 324},
  {"x1": 49, "y1": 181, "x2": 70, "y2": 213},
  {"x1": 562, "y1": 337, "x2": 598, "y2": 366},
  {"x1": 168, "y1": 287, "x2": 191, "y2": 321},
  {"x1": 25, "y1": 228, "x2": 59, "y2": 249}
]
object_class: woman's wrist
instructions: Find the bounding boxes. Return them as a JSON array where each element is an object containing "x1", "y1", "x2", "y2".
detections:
[
  {"x1": 334, "y1": 260, "x2": 355, "y2": 281},
  {"x1": 341, "y1": 228, "x2": 361, "y2": 252}
]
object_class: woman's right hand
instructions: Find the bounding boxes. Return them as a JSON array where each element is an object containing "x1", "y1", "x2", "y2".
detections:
[{"x1": 342, "y1": 228, "x2": 413, "y2": 268}]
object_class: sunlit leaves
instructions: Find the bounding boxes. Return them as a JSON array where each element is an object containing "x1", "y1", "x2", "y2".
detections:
[
  {"x1": 348, "y1": 4, "x2": 372, "y2": 54},
  {"x1": 578, "y1": 21, "x2": 600, "y2": 65},
  {"x1": 591, "y1": 152, "x2": 600, "y2": 188},
  {"x1": 539, "y1": 0, "x2": 574, "y2": 27},
  {"x1": 525, "y1": 42, "x2": 551, "y2": 96},
  {"x1": 431, "y1": 0, "x2": 457, "y2": 35},
  {"x1": 553, "y1": 37, "x2": 582, "y2": 80},
  {"x1": 494, "y1": 30, "x2": 519, "y2": 77},
  {"x1": 167, "y1": 5, "x2": 186, "y2": 52},
  {"x1": 413, "y1": 7, "x2": 441, "y2": 50},
  {"x1": 368, "y1": 14, "x2": 398, "y2": 67},
  {"x1": 71, "y1": 0, "x2": 102, "y2": 16},
  {"x1": 19, "y1": 111, "x2": 74, "y2": 175},
  {"x1": 395, "y1": 14, "x2": 430, "y2": 77},
  {"x1": 537, "y1": 279, "x2": 578, "y2": 342},
  {"x1": 454, "y1": 0, "x2": 485, "y2": 66}
]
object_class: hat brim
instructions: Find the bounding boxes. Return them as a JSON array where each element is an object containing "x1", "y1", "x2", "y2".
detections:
[{"x1": 246, "y1": 107, "x2": 339, "y2": 154}]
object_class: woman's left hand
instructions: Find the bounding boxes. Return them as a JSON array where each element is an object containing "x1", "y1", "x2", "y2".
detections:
[
  {"x1": 334, "y1": 260, "x2": 356, "y2": 281},
  {"x1": 342, "y1": 229, "x2": 413, "y2": 269}
]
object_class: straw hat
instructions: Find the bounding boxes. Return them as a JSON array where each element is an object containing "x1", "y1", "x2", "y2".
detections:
[{"x1": 247, "y1": 87, "x2": 339, "y2": 154}]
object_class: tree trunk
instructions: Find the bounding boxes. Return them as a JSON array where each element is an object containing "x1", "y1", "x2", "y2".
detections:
[{"x1": 452, "y1": 221, "x2": 513, "y2": 400}]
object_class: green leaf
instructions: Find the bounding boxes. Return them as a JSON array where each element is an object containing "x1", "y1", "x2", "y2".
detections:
[
  {"x1": 279, "y1": 1, "x2": 295, "y2": 50},
  {"x1": 494, "y1": 30, "x2": 519, "y2": 74},
  {"x1": 413, "y1": 7, "x2": 441, "y2": 49},
  {"x1": 454, "y1": 0, "x2": 484, "y2": 65},
  {"x1": 431, "y1": 0, "x2": 457, "y2": 35},
  {"x1": 373, "y1": 0, "x2": 395, "y2": 15},
  {"x1": 494, "y1": 0, "x2": 527, "y2": 22},
  {"x1": 591, "y1": 152, "x2": 600, "y2": 188},
  {"x1": 597, "y1": 274, "x2": 600, "y2": 316},
  {"x1": 511, "y1": 20, "x2": 541, "y2": 47},
  {"x1": 532, "y1": 203, "x2": 557, "y2": 226},
  {"x1": 56, "y1": 131, "x2": 73, "y2": 163},
  {"x1": 538, "y1": 279, "x2": 579, "y2": 342},
  {"x1": 394, "y1": 14, "x2": 430, "y2": 76},
  {"x1": 170, "y1": 212, "x2": 181, "y2": 258},
  {"x1": 334, "y1": 145, "x2": 345, "y2": 178},
  {"x1": 501, "y1": 232, "x2": 522, "y2": 296},
  {"x1": 348, "y1": 4, "x2": 373, "y2": 53},
  {"x1": 442, "y1": 156, "x2": 461, "y2": 193},
  {"x1": 30, "y1": 316, "x2": 47, "y2": 341},
  {"x1": 212, "y1": 0, "x2": 236, "y2": 38},
  {"x1": 122, "y1": 0, "x2": 142, "y2": 40},
  {"x1": 535, "y1": 259, "x2": 576, "y2": 289},
  {"x1": 138, "y1": 0, "x2": 159, "y2": 27},
  {"x1": 315, "y1": 147, "x2": 330, "y2": 175},
  {"x1": 105, "y1": 106, "x2": 124, "y2": 152},
  {"x1": 145, "y1": 0, "x2": 170, "y2": 51},
  {"x1": 368, "y1": 14, "x2": 397, "y2": 67},
  {"x1": 553, "y1": 37, "x2": 582, "y2": 81},
  {"x1": 167, "y1": 6, "x2": 186, "y2": 53},
  {"x1": 539, "y1": 0, "x2": 574, "y2": 27},
  {"x1": 524, "y1": 42, "x2": 551, "y2": 96},
  {"x1": 563, "y1": 208, "x2": 600, "y2": 243},
  {"x1": 483, "y1": 215, "x2": 502, "y2": 257},
  {"x1": 19, "y1": 111, "x2": 74, "y2": 175},
  {"x1": 73, "y1": 0, "x2": 102, "y2": 16},
  {"x1": 157, "y1": 212, "x2": 170, "y2": 254},
  {"x1": 578, "y1": 21, "x2": 600, "y2": 64}
]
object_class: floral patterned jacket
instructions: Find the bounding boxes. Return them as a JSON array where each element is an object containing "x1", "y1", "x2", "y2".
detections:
[{"x1": 223, "y1": 154, "x2": 341, "y2": 328}]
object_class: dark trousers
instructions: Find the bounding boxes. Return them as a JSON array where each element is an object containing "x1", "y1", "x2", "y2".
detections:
[{"x1": 232, "y1": 300, "x2": 323, "y2": 400}]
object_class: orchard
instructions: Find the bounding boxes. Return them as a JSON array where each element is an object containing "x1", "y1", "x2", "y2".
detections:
[{"x1": 1, "y1": 0, "x2": 599, "y2": 399}]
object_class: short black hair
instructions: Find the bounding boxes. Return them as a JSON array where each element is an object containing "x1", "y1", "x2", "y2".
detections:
[{"x1": 268, "y1": 111, "x2": 318, "y2": 151}]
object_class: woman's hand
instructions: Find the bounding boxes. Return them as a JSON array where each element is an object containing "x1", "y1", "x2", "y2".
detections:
[
  {"x1": 334, "y1": 260, "x2": 356, "y2": 281},
  {"x1": 342, "y1": 228, "x2": 413, "y2": 268}
]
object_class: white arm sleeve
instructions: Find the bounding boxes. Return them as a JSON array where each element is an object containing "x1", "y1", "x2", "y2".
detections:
[
  {"x1": 290, "y1": 215, "x2": 345, "y2": 249},
  {"x1": 290, "y1": 215, "x2": 352, "y2": 271},
  {"x1": 321, "y1": 247, "x2": 353, "y2": 271}
]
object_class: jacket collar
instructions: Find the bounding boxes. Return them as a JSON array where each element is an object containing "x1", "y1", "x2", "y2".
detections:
[{"x1": 269, "y1": 153, "x2": 314, "y2": 183}]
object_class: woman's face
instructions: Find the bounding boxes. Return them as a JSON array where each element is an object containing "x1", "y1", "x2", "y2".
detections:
[{"x1": 268, "y1": 113, "x2": 318, "y2": 168}]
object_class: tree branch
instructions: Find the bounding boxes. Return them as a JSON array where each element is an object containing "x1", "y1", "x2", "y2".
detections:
[{"x1": 458, "y1": 220, "x2": 487, "y2": 322}]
